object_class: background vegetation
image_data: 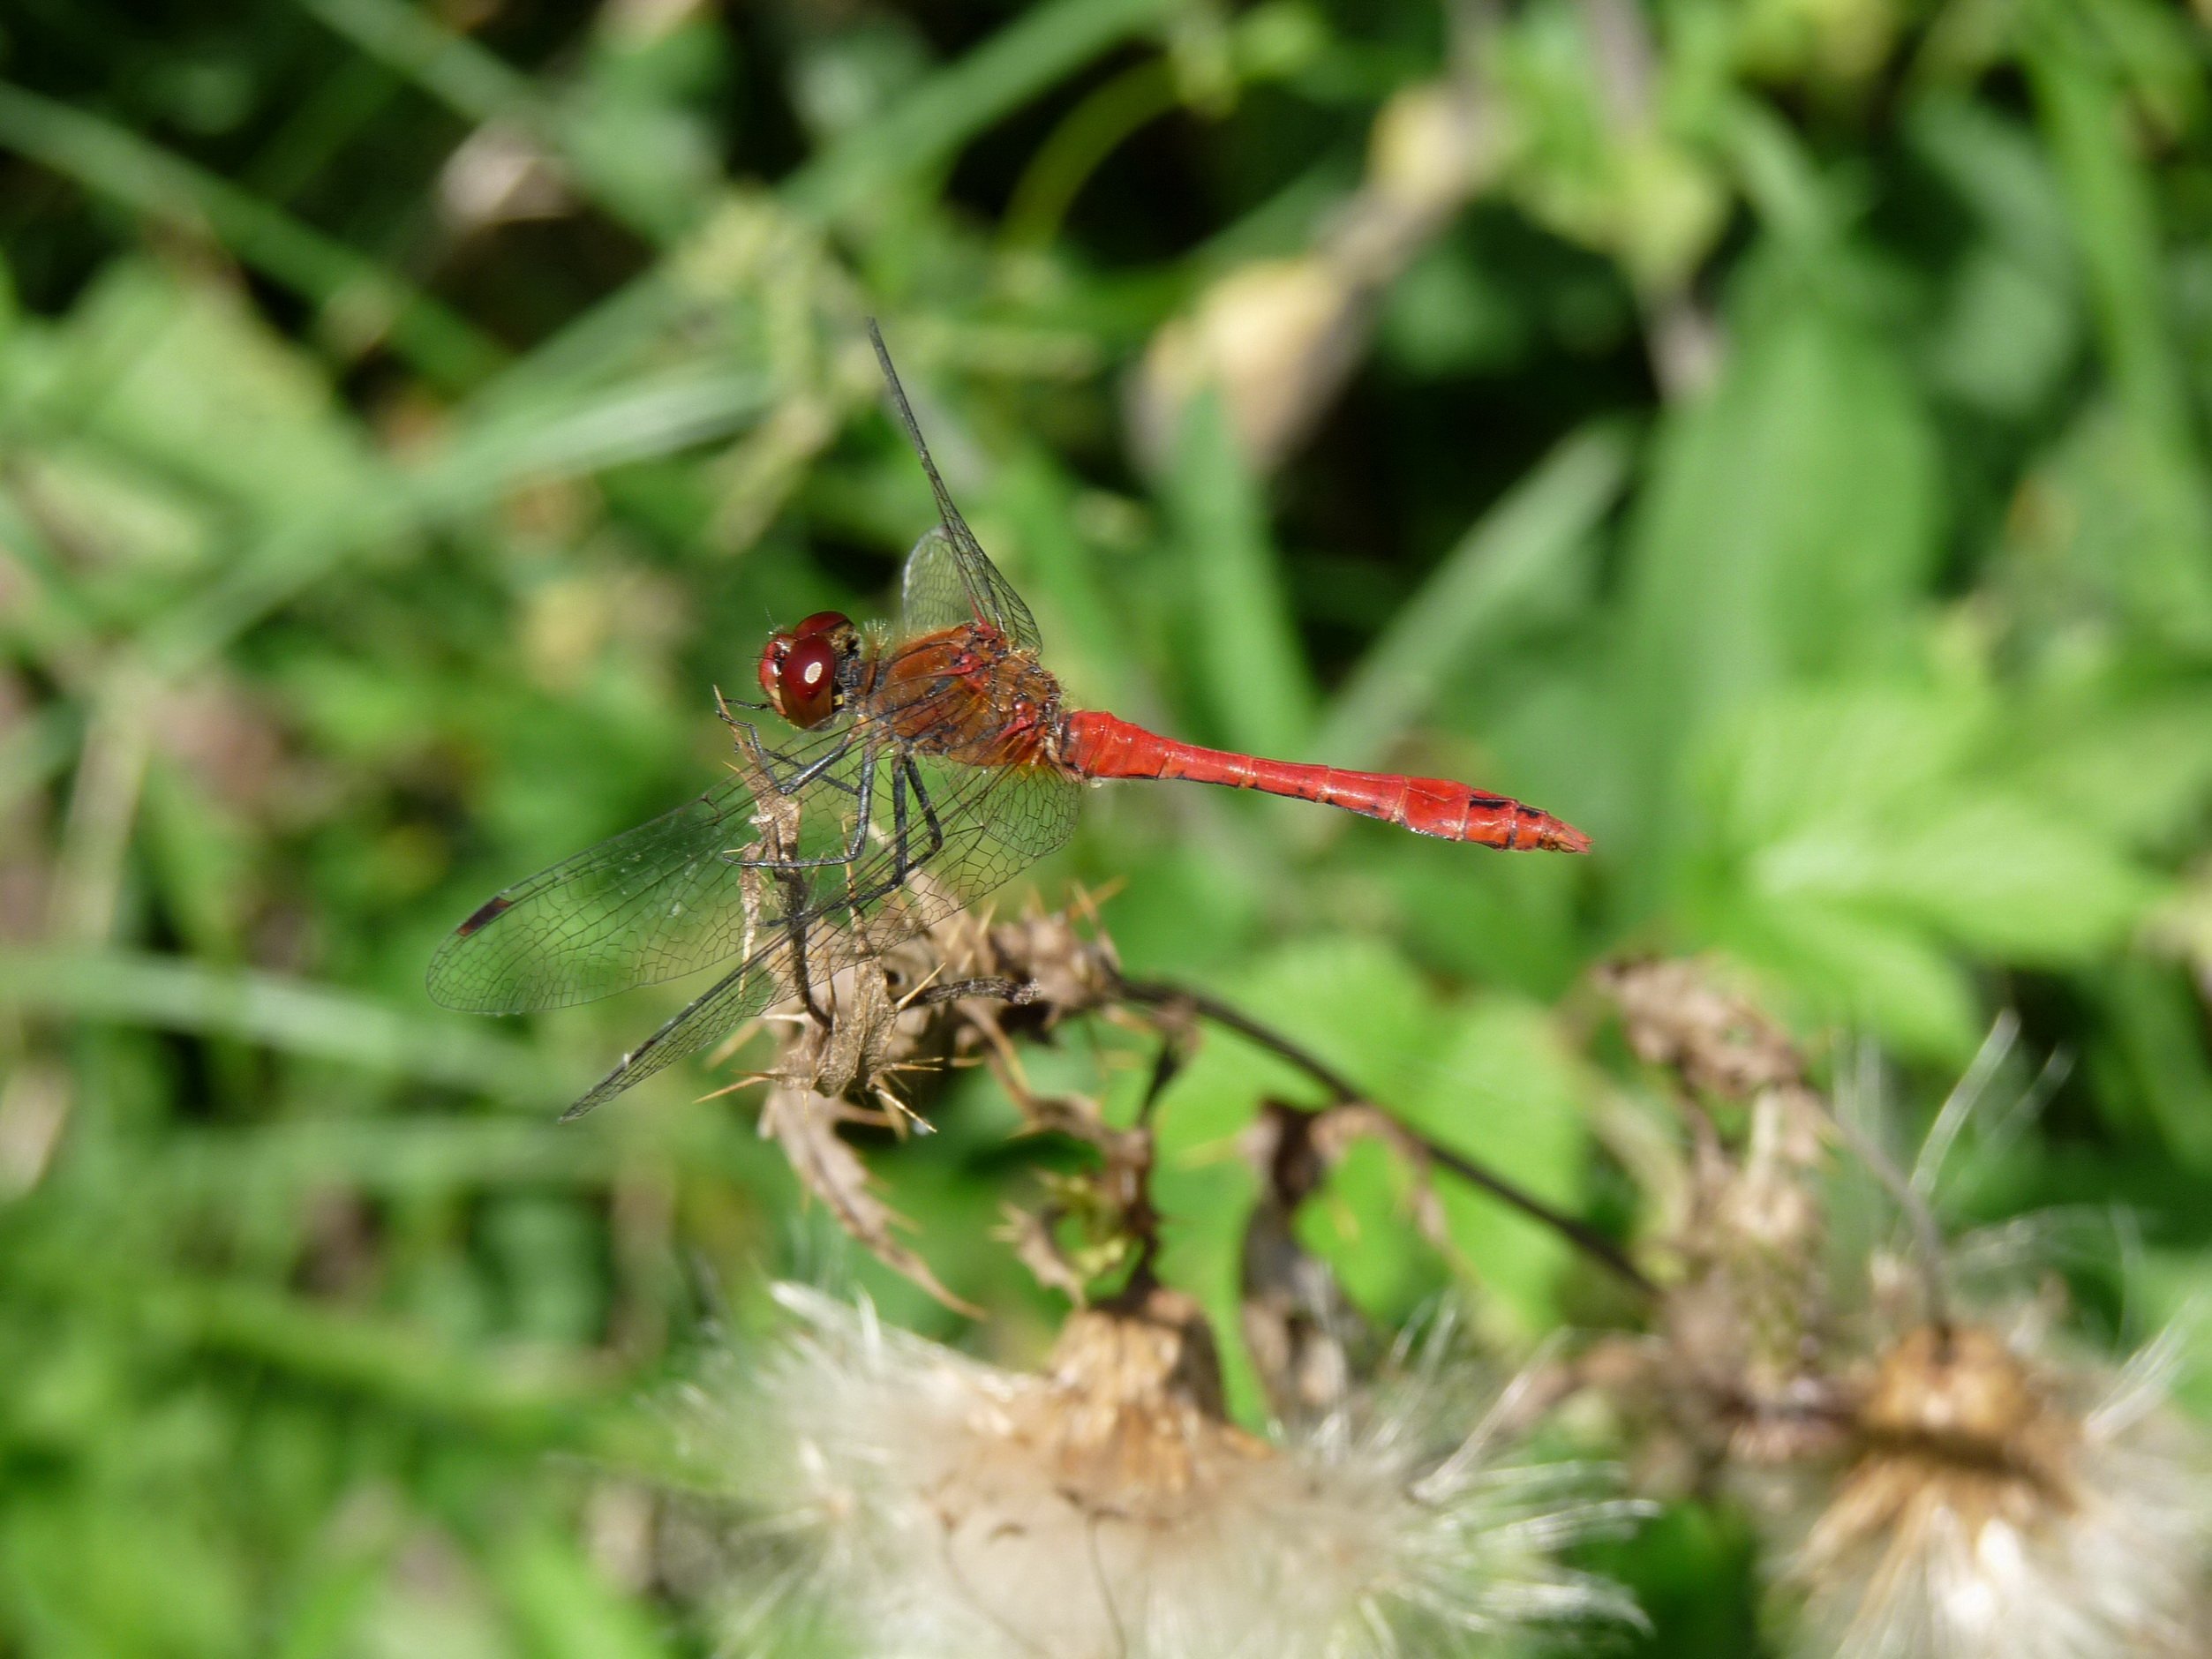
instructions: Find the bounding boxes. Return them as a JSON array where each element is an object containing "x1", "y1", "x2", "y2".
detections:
[{"x1": 3, "y1": 0, "x2": 2211, "y2": 1651}]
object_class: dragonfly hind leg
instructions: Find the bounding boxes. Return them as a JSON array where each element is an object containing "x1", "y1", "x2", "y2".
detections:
[
  {"x1": 777, "y1": 860, "x2": 833, "y2": 1030},
  {"x1": 821, "y1": 753, "x2": 948, "y2": 917}
]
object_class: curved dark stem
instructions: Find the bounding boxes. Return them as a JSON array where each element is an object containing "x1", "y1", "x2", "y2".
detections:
[
  {"x1": 1136, "y1": 1032, "x2": 1188, "y2": 1129},
  {"x1": 1118, "y1": 1148, "x2": 1163, "y2": 1300},
  {"x1": 1413, "y1": 1137, "x2": 1657, "y2": 1299},
  {"x1": 1114, "y1": 977, "x2": 1657, "y2": 1299},
  {"x1": 1116, "y1": 979, "x2": 1365, "y2": 1103}
]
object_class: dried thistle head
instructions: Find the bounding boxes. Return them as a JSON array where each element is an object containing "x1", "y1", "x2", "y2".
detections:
[
  {"x1": 673, "y1": 1285, "x2": 1646, "y2": 1659},
  {"x1": 719, "y1": 896, "x2": 1125, "y2": 1310},
  {"x1": 1595, "y1": 956, "x2": 1809, "y2": 1101},
  {"x1": 1779, "y1": 1317, "x2": 2212, "y2": 1659},
  {"x1": 1591, "y1": 957, "x2": 1845, "y2": 1483},
  {"x1": 744, "y1": 892, "x2": 1124, "y2": 1110},
  {"x1": 1576, "y1": 956, "x2": 2212, "y2": 1658}
]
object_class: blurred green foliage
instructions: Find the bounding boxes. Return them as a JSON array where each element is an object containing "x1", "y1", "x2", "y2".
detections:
[{"x1": 3, "y1": 0, "x2": 2211, "y2": 1652}]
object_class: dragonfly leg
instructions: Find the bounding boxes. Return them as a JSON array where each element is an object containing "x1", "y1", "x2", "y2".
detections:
[
  {"x1": 887, "y1": 747, "x2": 912, "y2": 882},
  {"x1": 711, "y1": 686, "x2": 770, "y2": 719},
  {"x1": 730, "y1": 742, "x2": 880, "y2": 873},
  {"x1": 725, "y1": 712, "x2": 861, "y2": 801},
  {"x1": 895, "y1": 752, "x2": 948, "y2": 882},
  {"x1": 750, "y1": 754, "x2": 960, "y2": 1036},
  {"x1": 743, "y1": 746, "x2": 882, "y2": 1027},
  {"x1": 780, "y1": 860, "x2": 831, "y2": 1029},
  {"x1": 846, "y1": 742, "x2": 908, "y2": 917},
  {"x1": 794, "y1": 752, "x2": 953, "y2": 927}
]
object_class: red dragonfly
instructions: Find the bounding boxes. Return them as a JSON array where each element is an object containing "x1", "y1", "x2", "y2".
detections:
[{"x1": 429, "y1": 326, "x2": 1588, "y2": 1118}]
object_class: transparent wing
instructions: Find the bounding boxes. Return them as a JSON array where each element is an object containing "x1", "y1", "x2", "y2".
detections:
[
  {"x1": 425, "y1": 716, "x2": 864, "y2": 1014},
  {"x1": 867, "y1": 320, "x2": 1042, "y2": 655},
  {"x1": 561, "y1": 747, "x2": 1080, "y2": 1118},
  {"x1": 899, "y1": 522, "x2": 1042, "y2": 655}
]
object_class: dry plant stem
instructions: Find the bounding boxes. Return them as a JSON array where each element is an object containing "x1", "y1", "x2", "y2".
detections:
[
  {"x1": 978, "y1": 1036, "x2": 1187, "y2": 1304},
  {"x1": 1572, "y1": 0, "x2": 1723, "y2": 400},
  {"x1": 1114, "y1": 977, "x2": 1657, "y2": 1298},
  {"x1": 1136, "y1": 1032, "x2": 1189, "y2": 1128},
  {"x1": 1240, "y1": 1103, "x2": 1361, "y2": 1417},
  {"x1": 1410, "y1": 1123, "x2": 1656, "y2": 1298}
]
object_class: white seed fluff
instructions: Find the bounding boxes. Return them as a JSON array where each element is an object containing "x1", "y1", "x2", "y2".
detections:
[{"x1": 673, "y1": 1286, "x2": 1646, "y2": 1659}]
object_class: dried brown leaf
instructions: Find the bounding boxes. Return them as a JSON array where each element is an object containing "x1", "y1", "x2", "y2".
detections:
[{"x1": 759, "y1": 1083, "x2": 977, "y2": 1316}]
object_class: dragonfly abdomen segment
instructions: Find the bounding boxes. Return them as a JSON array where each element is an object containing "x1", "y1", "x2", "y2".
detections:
[{"x1": 1057, "y1": 710, "x2": 1590, "y2": 852}]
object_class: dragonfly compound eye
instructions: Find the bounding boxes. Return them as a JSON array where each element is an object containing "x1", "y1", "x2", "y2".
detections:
[{"x1": 760, "y1": 632, "x2": 844, "y2": 728}]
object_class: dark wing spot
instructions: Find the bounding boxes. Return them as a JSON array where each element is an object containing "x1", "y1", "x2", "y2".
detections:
[{"x1": 456, "y1": 895, "x2": 515, "y2": 937}]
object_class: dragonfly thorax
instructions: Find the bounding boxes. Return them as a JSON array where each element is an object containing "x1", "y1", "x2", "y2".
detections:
[{"x1": 758, "y1": 610, "x2": 861, "y2": 729}]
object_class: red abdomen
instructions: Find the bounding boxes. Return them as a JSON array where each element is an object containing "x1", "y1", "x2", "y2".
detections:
[{"x1": 1058, "y1": 710, "x2": 1589, "y2": 852}]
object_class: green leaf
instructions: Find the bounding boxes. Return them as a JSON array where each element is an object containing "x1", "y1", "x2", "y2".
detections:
[
  {"x1": 1398, "y1": 995, "x2": 1591, "y2": 1335},
  {"x1": 1165, "y1": 389, "x2": 1316, "y2": 760},
  {"x1": 1617, "y1": 259, "x2": 1940, "y2": 861},
  {"x1": 491, "y1": 1528, "x2": 671, "y2": 1659},
  {"x1": 1688, "y1": 683, "x2": 2162, "y2": 970},
  {"x1": 1751, "y1": 797, "x2": 2156, "y2": 965},
  {"x1": 41, "y1": 261, "x2": 375, "y2": 529},
  {"x1": 1714, "y1": 897, "x2": 1981, "y2": 1062},
  {"x1": 1995, "y1": 687, "x2": 2212, "y2": 850}
]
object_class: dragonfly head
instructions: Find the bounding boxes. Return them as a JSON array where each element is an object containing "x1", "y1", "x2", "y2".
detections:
[{"x1": 758, "y1": 610, "x2": 859, "y2": 728}]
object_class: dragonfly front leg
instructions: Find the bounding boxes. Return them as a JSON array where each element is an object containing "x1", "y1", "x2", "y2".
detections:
[
  {"x1": 741, "y1": 742, "x2": 885, "y2": 1028},
  {"x1": 719, "y1": 740, "x2": 881, "y2": 1031},
  {"x1": 716, "y1": 687, "x2": 862, "y2": 801},
  {"x1": 745, "y1": 755, "x2": 954, "y2": 1032},
  {"x1": 728, "y1": 742, "x2": 880, "y2": 873}
]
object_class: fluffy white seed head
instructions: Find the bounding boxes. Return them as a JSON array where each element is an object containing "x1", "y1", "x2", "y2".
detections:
[
  {"x1": 673, "y1": 1285, "x2": 1645, "y2": 1658},
  {"x1": 1778, "y1": 1317, "x2": 2212, "y2": 1659}
]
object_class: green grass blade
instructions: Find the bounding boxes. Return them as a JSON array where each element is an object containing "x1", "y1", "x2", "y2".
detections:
[
  {"x1": 1316, "y1": 420, "x2": 1634, "y2": 770},
  {"x1": 2028, "y1": 35, "x2": 2193, "y2": 447},
  {"x1": 0, "y1": 81, "x2": 504, "y2": 389},
  {"x1": 295, "y1": 0, "x2": 684, "y2": 242},
  {"x1": 1167, "y1": 389, "x2": 1316, "y2": 760},
  {"x1": 297, "y1": 0, "x2": 537, "y2": 129},
  {"x1": 141, "y1": 365, "x2": 771, "y2": 672},
  {"x1": 0, "y1": 948, "x2": 559, "y2": 1100},
  {"x1": 784, "y1": 0, "x2": 1172, "y2": 220},
  {"x1": 2026, "y1": 25, "x2": 2212, "y2": 644}
]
